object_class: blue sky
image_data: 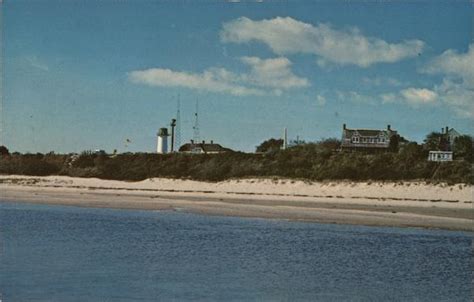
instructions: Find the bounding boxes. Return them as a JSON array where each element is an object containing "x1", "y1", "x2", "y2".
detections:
[{"x1": 3, "y1": 0, "x2": 473, "y2": 153}]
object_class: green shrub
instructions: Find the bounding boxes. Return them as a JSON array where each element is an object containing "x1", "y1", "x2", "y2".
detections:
[{"x1": 0, "y1": 141, "x2": 471, "y2": 184}]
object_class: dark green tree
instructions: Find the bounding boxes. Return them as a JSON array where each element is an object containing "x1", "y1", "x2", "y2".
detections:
[
  {"x1": 0, "y1": 145, "x2": 9, "y2": 156},
  {"x1": 424, "y1": 132, "x2": 448, "y2": 151},
  {"x1": 453, "y1": 135, "x2": 473, "y2": 161},
  {"x1": 256, "y1": 138, "x2": 283, "y2": 153},
  {"x1": 317, "y1": 138, "x2": 341, "y2": 151},
  {"x1": 389, "y1": 134, "x2": 400, "y2": 152}
]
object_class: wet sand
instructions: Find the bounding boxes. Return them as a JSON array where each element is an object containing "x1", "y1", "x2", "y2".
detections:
[{"x1": 1, "y1": 175, "x2": 472, "y2": 231}]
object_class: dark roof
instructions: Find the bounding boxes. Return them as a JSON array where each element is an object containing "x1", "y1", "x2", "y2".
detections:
[
  {"x1": 447, "y1": 128, "x2": 461, "y2": 137},
  {"x1": 178, "y1": 143, "x2": 233, "y2": 153},
  {"x1": 343, "y1": 128, "x2": 397, "y2": 138}
]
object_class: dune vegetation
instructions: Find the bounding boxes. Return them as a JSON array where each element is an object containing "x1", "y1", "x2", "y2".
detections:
[{"x1": 0, "y1": 135, "x2": 471, "y2": 184}]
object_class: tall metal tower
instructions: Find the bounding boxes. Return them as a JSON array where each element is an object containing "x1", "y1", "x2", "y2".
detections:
[
  {"x1": 175, "y1": 94, "x2": 182, "y2": 150},
  {"x1": 192, "y1": 98, "x2": 200, "y2": 143},
  {"x1": 0, "y1": 2, "x2": 3, "y2": 147}
]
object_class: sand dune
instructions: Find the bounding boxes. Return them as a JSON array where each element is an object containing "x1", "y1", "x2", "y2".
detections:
[{"x1": 0, "y1": 175, "x2": 472, "y2": 231}]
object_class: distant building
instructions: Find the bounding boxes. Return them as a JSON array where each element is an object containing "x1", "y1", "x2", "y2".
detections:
[
  {"x1": 94, "y1": 149, "x2": 106, "y2": 155},
  {"x1": 288, "y1": 137, "x2": 306, "y2": 148},
  {"x1": 157, "y1": 128, "x2": 169, "y2": 154},
  {"x1": 341, "y1": 124, "x2": 397, "y2": 151},
  {"x1": 443, "y1": 126, "x2": 461, "y2": 151},
  {"x1": 428, "y1": 151, "x2": 453, "y2": 162},
  {"x1": 425, "y1": 126, "x2": 462, "y2": 154},
  {"x1": 179, "y1": 140, "x2": 233, "y2": 154}
]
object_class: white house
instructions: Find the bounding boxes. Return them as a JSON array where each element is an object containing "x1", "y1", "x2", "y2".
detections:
[{"x1": 428, "y1": 151, "x2": 453, "y2": 162}]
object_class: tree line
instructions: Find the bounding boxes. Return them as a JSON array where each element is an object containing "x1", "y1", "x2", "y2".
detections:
[{"x1": 0, "y1": 132, "x2": 471, "y2": 184}]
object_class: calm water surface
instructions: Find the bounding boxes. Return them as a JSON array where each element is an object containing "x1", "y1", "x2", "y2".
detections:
[{"x1": 0, "y1": 201, "x2": 472, "y2": 301}]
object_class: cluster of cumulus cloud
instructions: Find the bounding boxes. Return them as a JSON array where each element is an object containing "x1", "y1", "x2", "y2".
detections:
[
  {"x1": 220, "y1": 17, "x2": 424, "y2": 68},
  {"x1": 130, "y1": 56, "x2": 309, "y2": 97},
  {"x1": 380, "y1": 44, "x2": 474, "y2": 117},
  {"x1": 129, "y1": 16, "x2": 473, "y2": 118}
]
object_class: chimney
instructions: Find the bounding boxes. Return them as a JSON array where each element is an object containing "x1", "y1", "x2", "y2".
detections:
[
  {"x1": 210, "y1": 140, "x2": 214, "y2": 144},
  {"x1": 387, "y1": 124, "x2": 391, "y2": 131},
  {"x1": 445, "y1": 126, "x2": 449, "y2": 134},
  {"x1": 343, "y1": 123, "x2": 346, "y2": 130},
  {"x1": 202, "y1": 140, "x2": 205, "y2": 144},
  {"x1": 190, "y1": 139, "x2": 194, "y2": 144},
  {"x1": 441, "y1": 128, "x2": 444, "y2": 134}
]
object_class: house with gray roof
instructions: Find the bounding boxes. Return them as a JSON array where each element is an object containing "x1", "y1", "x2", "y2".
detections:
[
  {"x1": 178, "y1": 140, "x2": 233, "y2": 154},
  {"x1": 443, "y1": 126, "x2": 461, "y2": 150},
  {"x1": 341, "y1": 124, "x2": 397, "y2": 151}
]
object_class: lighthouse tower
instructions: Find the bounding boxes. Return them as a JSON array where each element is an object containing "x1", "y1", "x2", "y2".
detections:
[{"x1": 157, "y1": 128, "x2": 169, "y2": 154}]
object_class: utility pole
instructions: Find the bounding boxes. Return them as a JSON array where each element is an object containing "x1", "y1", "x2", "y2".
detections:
[
  {"x1": 170, "y1": 119, "x2": 176, "y2": 152},
  {"x1": 175, "y1": 94, "x2": 181, "y2": 150},
  {"x1": 192, "y1": 98, "x2": 200, "y2": 144},
  {"x1": 170, "y1": 118, "x2": 176, "y2": 152},
  {"x1": 0, "y1": 2, "x2": 3, "y2": 147}
]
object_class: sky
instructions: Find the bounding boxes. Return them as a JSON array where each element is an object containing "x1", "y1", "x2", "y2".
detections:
[{"x1": 2, "y1": 0, "x2": 473, "y2": 153}]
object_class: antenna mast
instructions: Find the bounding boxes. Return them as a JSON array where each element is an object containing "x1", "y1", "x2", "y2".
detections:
[
  {"x1": 192, "y1": 98, "x2": 200, "y2": 143},
  {"x1": 175, "y1": 94, "x2": 181, "y2": 150},
  {"x1": 0, "y1": 2, "x2": 3, "y2": 146}
]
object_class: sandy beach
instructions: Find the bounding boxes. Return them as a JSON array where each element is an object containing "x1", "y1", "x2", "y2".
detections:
[{"x1": 0, "y1": 175, "x2": 472, "y2": 231}]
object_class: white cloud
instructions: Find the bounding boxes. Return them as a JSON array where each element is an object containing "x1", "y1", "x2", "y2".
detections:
[
  {"x1": 315, "y1": 94, "x2": 326, "y2": 106},
  {"x1": 129, "y1": 68, "x2": 264, "y2": 96},
  {"x1": 336, "y1": 90, "x2": 377, "y2": 105},
  {"x1": 377, "y1": 44, "x2": 474, "y2": 117},
  {"x1": 336, "y1": 88, "x2": 437, "y2": 108},
  {"x1": 221, "y1": 16, "x2": 424, "y2": 67},
  {"x1": 377, "y1": 88, "x2": 437, "y2": 107},
  {"x1": 380, "y1": 93, "x2": 397, "y2": 104},
  {"x1": 129, "y1": 56, "x2": 309, "y2": 96},
  {"x1": 400, "y1": 88, "x2": 437, "y2": 105},
  {"x1": 333, "y1": 43, "x2": 473, "y2": 116},
  {"x1": 434, "y1": 79, "x2": 474, "y2": 118},
  {"x1": 362, "y1": 76, "x2": 403, "y2": 87},
  {"x1": 240, "y1": 56, "x2": 309, "y2": 90},
  {"x1": 25, "y1": 55, "x2": 49, "y2": 71},
  {"x1": 418, "y1": 43, "x2": 474, "y2": 118},
  {"x1": 422, "y1": 43, "x2": 474, "y2": 87}
]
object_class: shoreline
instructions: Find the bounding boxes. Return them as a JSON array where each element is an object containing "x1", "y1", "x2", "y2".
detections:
[{"x1": 1, "y1": 175, "x2": 472, "y2": 232}]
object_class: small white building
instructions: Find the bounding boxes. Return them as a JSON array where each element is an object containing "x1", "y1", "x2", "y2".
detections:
[
  {"x1": 428, "y1": 151, "x2": 453, "y2": 162},
  {"x1": 157, "y1": 128, "x2": 169, "y2": 154}
]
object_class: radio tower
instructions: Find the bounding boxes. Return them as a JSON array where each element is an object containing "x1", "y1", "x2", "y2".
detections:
[
  {"x1": 192, "y1": 98, "x2": 200, "y2": 144},
  {"x1": 175, "y1": 94, "x2": 182, "y2": 150},
  {"x1": 0, "y1": 2, "x2": 3, "y2": 147}
]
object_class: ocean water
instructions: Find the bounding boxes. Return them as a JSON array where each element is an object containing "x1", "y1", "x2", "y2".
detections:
[{"x1": 0, "y1": 201, "x2": 472, "y2": 302}]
